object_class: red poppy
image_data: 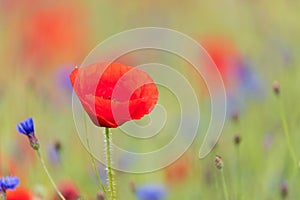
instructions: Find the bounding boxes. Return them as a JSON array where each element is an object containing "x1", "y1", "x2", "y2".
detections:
[
  {"x1": 70, "y1": 62, "x2": 159, "y2": 128},
  {"x1": 7, "y1": 188, "x2": 32, "y2": 200},
  {"x1": 164, "y1": 155, "x2": 190, "y2": 183},
  {"x1": 21, "y1": 4, "x2": 88, "y2": 68},
  {"x1": 190, "y1": 36, "x2": 241, "y2": 96},
  {"x1": 201, "y1": 36, "x2": 238, "y2": 75},
  {"x1": 53, "y1": 181, "x2": 79, "y2": 200}
]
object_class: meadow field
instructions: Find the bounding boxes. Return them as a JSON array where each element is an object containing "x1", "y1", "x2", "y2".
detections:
[{"x1": 1, "y1": 0, "x2": 300, "y2": 199}]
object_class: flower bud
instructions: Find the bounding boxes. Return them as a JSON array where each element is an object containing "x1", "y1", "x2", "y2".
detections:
[
  {"x1": 130, "y1": 181, "x2": 136, "y2": 193},
  {"x1": 273, "y1": 81, "x2": 280, "y2": 95},
  {"x1": 215, "y1": 156, "x2": 224, "y2": 170},
  {"x1": 280, "y1": 180, "x2": 288, "y2": 199},
  {"x1": 96, "y1": 192, "x2": 105, "y2": 200},
  {"x1": 234, "y1": 134, "x2": 241, "y2": 145}
]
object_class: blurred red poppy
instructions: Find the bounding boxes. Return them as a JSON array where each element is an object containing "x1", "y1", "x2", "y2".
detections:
[
  {"x1": 70, "y1": 62, "x2": 159, "y2": 128},
  {"x1": 164, "y1": 155, "x2": 190, "y2": 183},
  {"x1": 200, "y1": 36, "x2": 239, "y2": 86},
  {"x1": 21, "y1": 4, "x2": 89, "y2": 68},
  {"x1": 190, "y1": 35, "x2": 241, "y2": 96},
  {"x1": 0, "y1": 0, "x2": 37, "y2": 14},
  {"x1": 53, "y1": 181, "x2": 79, "y2": 200},
  {"x1": 7, "y1": 188, "x2": 32, "y2": 200}
]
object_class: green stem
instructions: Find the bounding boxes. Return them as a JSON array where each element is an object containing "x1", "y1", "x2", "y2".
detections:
[
  {"x1": 221, "y1": 169, "x2": 230, "y2": 200},
  {"x1": 278, "y1": 97, "x2": 298, "y2": 169},
  {"x1": 236, "y1": 147, "x2": 241, "y2": 200},
  {"x1": 105, "y1": 127, "x2": 116, "y2": 200},
  {"x1": 36, "y1": 149, "x2": 66, "y2": 200},
  {"x1": 84, "y1": 114, "x2": 107, "y2": 195}
]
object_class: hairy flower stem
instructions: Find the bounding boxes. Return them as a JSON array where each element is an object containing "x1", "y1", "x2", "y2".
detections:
[
  {"x1": 36, "y1": 149, "x2": 66, "y2": 200},
  {"x1": 105, "y1": 128, "x2": 116, "y2": 200},
  {"x1": 84, "y1": 114, "x2": 107, "y2": 195},
  {"x1": 220, "y1": 169, "x2": 230, "y2": 200},
  {"x1": 278, "y1": 97, "x2": 298, "y2": 171}
]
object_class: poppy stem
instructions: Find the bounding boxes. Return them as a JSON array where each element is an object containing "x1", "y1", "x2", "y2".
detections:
[
  {"x1": 84, "y1": 114, "x2": 107, "y2": 195},
  {"x1": 36, "y1": 149, "x2": 66, "y2": 200},
  {"x1": 105, "y1": 127, "x2": 116, "y2": 200}
]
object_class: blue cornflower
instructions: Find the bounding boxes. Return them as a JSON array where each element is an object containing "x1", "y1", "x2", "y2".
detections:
[
  {"x1": 136, "y1": 183, "x2": 167, "y2": 200},
  {"x1": 17, "y1": 117, "x2": 34, "y2": 135},
  {"x1": 235, "y1": 59, "x2": 265, "y2": 98},
  {"x1": 0, "y1": 176, "x2": 20, "y2": 193},
  {"x1": 16, "y1": 118, "x2": 39, "y2": 150}
]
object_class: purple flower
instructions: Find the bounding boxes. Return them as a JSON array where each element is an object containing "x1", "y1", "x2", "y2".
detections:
[
  {"x1": 234, "y1": 59, "x2": 265, "y2": 98},
  {"x1": 16, "y1": 118, "x2": 39, "y2": 150},
  {"x1": 0, "y1": 176, "x2": 20, "y2": 193},
  {"x1": 55, "y1": 64, "x2": 74, "y2": 93},
  {"x1": 136, "y1": 183, "x2": 167, "y2": 200},
  {"x1": 226, "y1": 58, "x2": 265, "y2": 117},
  {"x1": 90, "y1": 164, "x2": 107, "y2": 184},
  {"x1": 47, "y1": 141, "x2": 62, "y2": 165}
]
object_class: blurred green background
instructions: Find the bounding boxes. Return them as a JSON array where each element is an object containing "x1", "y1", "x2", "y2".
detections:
[{"x1": 1, "y1": 0, "x2": 300, "y2": 199}]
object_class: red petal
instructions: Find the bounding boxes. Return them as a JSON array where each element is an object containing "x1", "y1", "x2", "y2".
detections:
[{"x1": 70, "y1": 62, "x2": 159, "y2": 128}]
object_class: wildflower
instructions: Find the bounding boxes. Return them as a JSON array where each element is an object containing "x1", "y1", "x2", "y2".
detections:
[
  {"x1": 215, "y1": 156, "x2": 229, "y2": 200},
  {"x1": 6, "y1": 188, "x2": 32, "y2": 200},
  {"x1": 234, "y1": 134, "x2": 241, "y2": 145},
  {"x1": 16, "y1": 118, "x2": 39, "y2": 150},
  {"x1": 204, "y1": 169, "x2": 213, "y2": 185},
  {"x1": 0, "y1": 176, "x2": 20, "y2": 194},
  {"x1": 96, "y1": 192, "x2": 105, "y2": 200},
  {"x1": 135, "y1": 183, "x2": 167, "y2": 200},
  {"x1": 164, "y1": 155, "x2": 190, "y2": 183},
  {"x1": 21, "y1": 4, "x2": 88, "y2": 67},
  {"x1": 200, "y1": 36, "x2": 265, "y2": 118},
  {"x1": 53, "y1": 181, "x2": 80, "y2": 200},
  {"x1": 280, "y1": 180, "x2": 288, "y2": 199},
  {"x1": 70, "y1": 62, "x2": 159, "y2": 128},
  {"x1": 130, "y1": 181, "x2": 136, "y2": 193},
  {"x1": 17, "y1": 119, "x2": 65, "y2": 199},
  {"x1": 231, "y1": 111, "x2": 239, "y2": 122},
  {"x1": 90, "y1": 164, "x2": 107, "y2": 184},
  {"x1": 235, "y1": 59, "x2": 265, "y2": 98},
  {"x1": 201, "y1": 36, "x2": 238, "y2": 79},
  {"x1": 56, "y1": 65, "x2": 75, "y2": 94},
  {"x1": 215, "y1": 156, "x2": 224, "y2": 170},
  {"x1": 47, "y1": 140, "x2": 62, "y2": 165},
  {"x1": 273, "y1": 81, "x2": 280, "y2": 95}
]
